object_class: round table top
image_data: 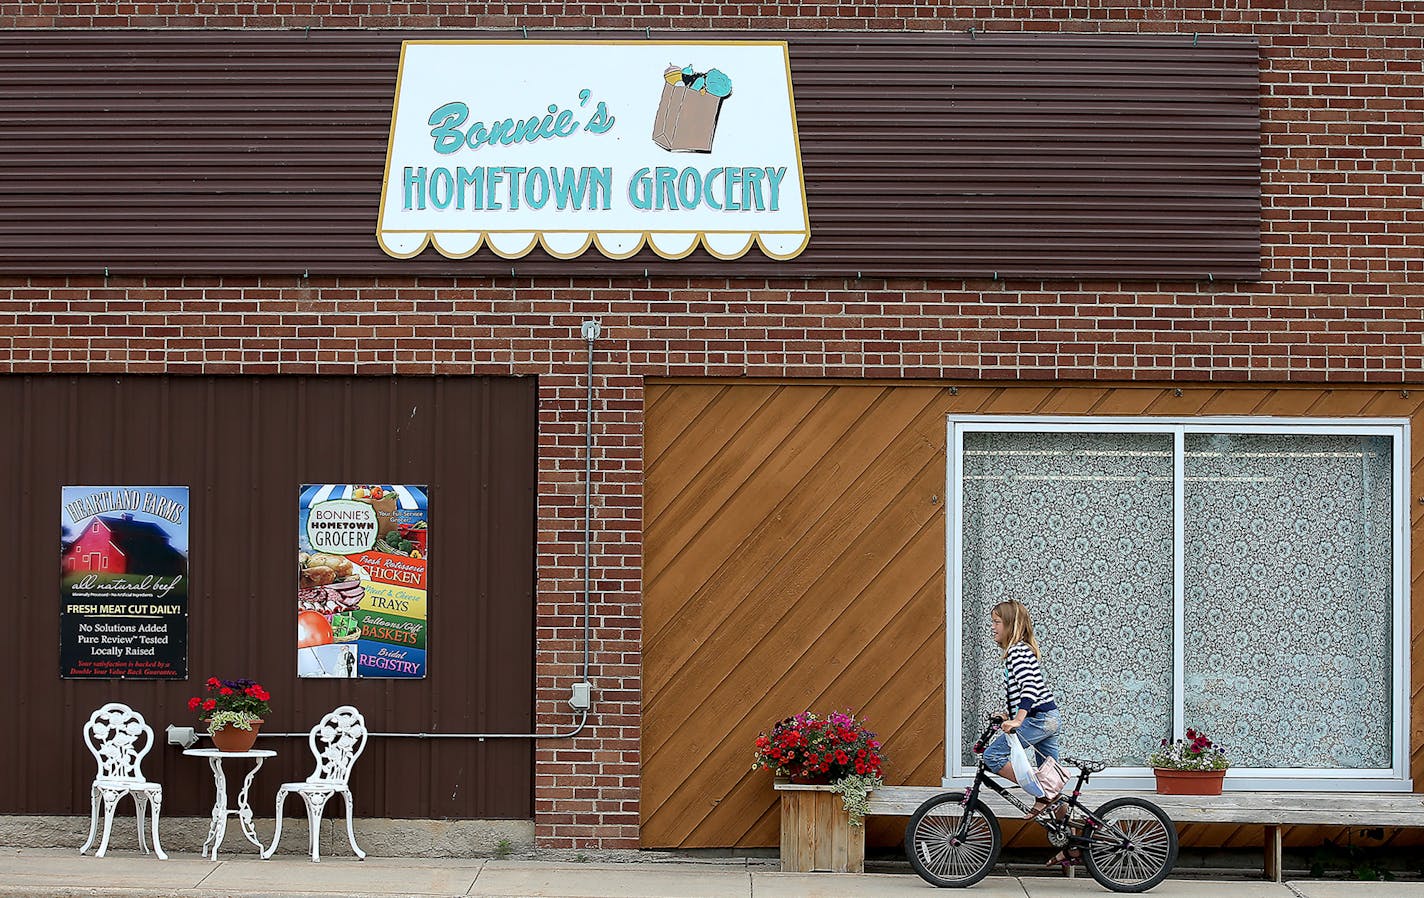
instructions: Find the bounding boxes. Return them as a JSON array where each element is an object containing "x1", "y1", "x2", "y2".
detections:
[{"x1": 183, "y1": 748, "x2": 276, "y2": 759}]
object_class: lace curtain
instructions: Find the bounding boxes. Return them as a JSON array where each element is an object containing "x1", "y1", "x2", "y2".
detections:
[
  {"x1": 1182, "y1": 432, "x2": 1394, "y2": 768},
  {"x1": 957, "y1": 428, "x2": 1395, "y2": 772},
  {"x1": 960, "y1": 431, "x2": 1175, "y2": 767}
]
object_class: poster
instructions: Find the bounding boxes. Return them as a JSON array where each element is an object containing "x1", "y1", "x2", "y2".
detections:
[
  {"x1": 60, "y1": 486, "x2": 189, "y2": 679},
  {"x1": 298, "y1": 484, "x2": 428, "y2": 678}
]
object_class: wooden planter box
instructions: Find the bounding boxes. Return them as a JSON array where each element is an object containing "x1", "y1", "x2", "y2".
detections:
[{"x1": 773, "y1": 780, "x2": 865, "y2": 873}]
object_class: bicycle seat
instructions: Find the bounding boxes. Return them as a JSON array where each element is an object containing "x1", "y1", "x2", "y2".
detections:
[{"x1": 1064, "y1": 756, "x2": 1107, "y2": 773}]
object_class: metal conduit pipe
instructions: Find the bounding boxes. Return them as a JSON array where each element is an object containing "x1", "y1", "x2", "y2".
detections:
[{"x1": 182, "y1": 322, "x2": 602, "y2": 750}]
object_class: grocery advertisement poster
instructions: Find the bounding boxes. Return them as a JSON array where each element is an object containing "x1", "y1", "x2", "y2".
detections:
[
  {"x1": 298, "y1": 484, "x2": 428, "y2": 678},
  {"x1": 60, "y1": 486, "x2": 189, "y2": 679}
]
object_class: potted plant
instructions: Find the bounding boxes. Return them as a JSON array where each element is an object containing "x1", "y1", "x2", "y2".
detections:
[
  {"x1": 752, "y1": 710, "x2": 885, "y2": 825},
  {"x1": 188, "y1": 677, "x2": 272, "y2": 753},
  {"x1": 1150, "y1": 727, "x2": 1230, "y2": 795}
]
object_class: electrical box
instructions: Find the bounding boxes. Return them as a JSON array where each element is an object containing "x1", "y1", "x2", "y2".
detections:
[{"x1": 568, "y1": 681, "x2": 594, "y2": 710}]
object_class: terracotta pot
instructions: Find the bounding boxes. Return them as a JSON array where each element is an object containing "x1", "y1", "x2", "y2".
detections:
[
  {"x1": 207, "y1": 718, "x2": 264, "y2": 753},
  {"x1": 1153, "y1": 767, "x2": 1226, "y2": 795},
  {"x1": 788, "y1": 772, "x2": 832, "y2": 786}
]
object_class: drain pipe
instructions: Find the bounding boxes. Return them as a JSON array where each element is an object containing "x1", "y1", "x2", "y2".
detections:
[
  {"x1": 575, "y1": 318, "x2": 600, "y2": 708},
  {"x1": 175, "y1": 322, "x2": 601, "y2": 748}
]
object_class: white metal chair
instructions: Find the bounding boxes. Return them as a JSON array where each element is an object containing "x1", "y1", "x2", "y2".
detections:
[
  {"x1": 79, "y1": 702, "x2": 167, "y2": 860},
  {"x1": 262, "y1": 705, "x2": 368, "y2": 862}
]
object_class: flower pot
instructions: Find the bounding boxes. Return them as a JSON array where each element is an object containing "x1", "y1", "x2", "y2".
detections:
[
  {"x1": 1153, "y1": 767, "x2": 1226, "y2": 795},
  {"x1": 207, "y1": 719, "x2": 264, "y2": 753}
]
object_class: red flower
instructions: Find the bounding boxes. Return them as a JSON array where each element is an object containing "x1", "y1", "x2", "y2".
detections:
[
  {"x1": 187, "y1": 697, "x2": 201, "y2": 711},
  {"x1": 219, "y1": 687, "x2": 233, "y2": 696},
  {"x1": 202, "y1": 699, "x2": 217, "y2": 712},
  {"x1": 206, "y1": 677, "x2": 219, "y2": 687}
]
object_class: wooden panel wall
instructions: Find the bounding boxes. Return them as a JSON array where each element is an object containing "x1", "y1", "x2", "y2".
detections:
[
  {"x1": 1, "y1": 375, "x2": 536, "y2": 819},
  {"x1": 642, "y1": 381, "x2": 1424, "y2": 849}
]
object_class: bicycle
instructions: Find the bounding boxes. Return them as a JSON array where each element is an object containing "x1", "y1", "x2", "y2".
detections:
[{"x1": 904, "y1": 713, "x2": 1178, "y2": 892}]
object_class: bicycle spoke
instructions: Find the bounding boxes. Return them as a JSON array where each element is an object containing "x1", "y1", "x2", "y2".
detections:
[
  {"x1": 1090, "y1": 810, "x2": 1172, "y2": 885},
  {"x1": 912, "y1": 807, "x2": 994, "y2": 881}
]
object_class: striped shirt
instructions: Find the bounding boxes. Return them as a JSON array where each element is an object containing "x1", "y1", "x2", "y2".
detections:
[{"x1": 1004, "y1": 642, "x2": 1057, "y2": 716}]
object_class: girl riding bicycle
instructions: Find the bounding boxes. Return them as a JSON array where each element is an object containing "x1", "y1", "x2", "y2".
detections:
[
  {"x1": 904, "y1": 601, "x2": 1177, "y2": 890},
  {"x1": 983, "y1": 601, "x2": 1072, "y2": 862}
]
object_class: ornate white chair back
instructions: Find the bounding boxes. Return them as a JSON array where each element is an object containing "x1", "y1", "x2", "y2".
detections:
[
  {"x1": 84, "y1": 702, "x2": 154, "y2": 783},
  {"x1": 304, "y1": 705, "x2": 367, "y2": 787}
]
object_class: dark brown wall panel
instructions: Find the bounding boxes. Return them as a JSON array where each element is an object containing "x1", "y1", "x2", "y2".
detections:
[
  {"x1": 1, "y1": 375, "x2": 536, "y2": 819},
  {"x1": 641, "y1": 382, "x2": 1423, "y2": 848},
  {"x1": 0, "y1": 31, "x2": 1259, "y2": 280}
]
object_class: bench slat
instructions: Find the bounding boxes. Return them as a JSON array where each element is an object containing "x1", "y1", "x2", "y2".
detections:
[{"x1": 865, "y1": 786, "x2": 1424, "y2": 826}]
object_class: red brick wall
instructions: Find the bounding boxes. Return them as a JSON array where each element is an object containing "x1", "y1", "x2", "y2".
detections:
[{"x1": 3, "y1": 2, "x2": 1422, "y2": 848}]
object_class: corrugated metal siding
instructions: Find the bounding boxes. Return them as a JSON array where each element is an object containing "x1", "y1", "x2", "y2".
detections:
[
  {"x1": 0, "y1": 31, "x2": 1259, "y2": 280},
  {"x1": 641, "y1": 381, "x2": 1423, "y2": 849},
  {"x1": 1, "y1": 375, "x2": 536, "y2": 819}
]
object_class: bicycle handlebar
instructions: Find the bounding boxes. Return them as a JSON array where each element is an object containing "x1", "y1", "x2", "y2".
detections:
[{"x1": 971, "y1": 713, "x2": 1006, "y2": 755}]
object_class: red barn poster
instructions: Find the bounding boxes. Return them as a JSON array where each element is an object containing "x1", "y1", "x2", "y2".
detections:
[{"x1": 60, "y1": 486, "x2": 189, "y2": 679}]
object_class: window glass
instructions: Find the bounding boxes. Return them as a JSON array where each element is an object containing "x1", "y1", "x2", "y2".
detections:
[
  {"x1": 960, "y1": 431, "x2": 1175, "y2": 767},
  {"x1": 1182, "y1": 433, "x2": 1394, "y2": 768}
]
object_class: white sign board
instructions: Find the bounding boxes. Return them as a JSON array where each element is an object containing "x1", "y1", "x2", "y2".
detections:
[{"x1": 378, "y1": 41, "x2": 809, "y2": 261}]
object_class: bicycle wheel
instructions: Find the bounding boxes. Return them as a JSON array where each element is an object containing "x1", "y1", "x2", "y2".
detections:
[
  {"x1": 1083, "y1": 796, "x2": 1178, "y2": 892},
  {"x1": 904, "y1": 792, "x2": 1002, "y2": 888}
]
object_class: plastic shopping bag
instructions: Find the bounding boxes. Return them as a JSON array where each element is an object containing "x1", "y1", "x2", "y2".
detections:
[{"x1": 1006, "y1": 733, "x2": 1046, "y2": 798}]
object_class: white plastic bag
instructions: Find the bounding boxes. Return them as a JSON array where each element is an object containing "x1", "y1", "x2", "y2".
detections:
[{"x1": 1006, "y1": 733, "x2": 1046, "y2": 798}]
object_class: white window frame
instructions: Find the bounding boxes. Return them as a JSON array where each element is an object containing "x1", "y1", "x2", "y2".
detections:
[{"x1": 945, "y1": 415, "x2": 1412, "y2": 792}]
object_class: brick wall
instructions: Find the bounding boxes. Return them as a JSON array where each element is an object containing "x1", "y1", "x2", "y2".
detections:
[{"x1": 2, "y1": 1, "x2": 1421, "y2": 847}]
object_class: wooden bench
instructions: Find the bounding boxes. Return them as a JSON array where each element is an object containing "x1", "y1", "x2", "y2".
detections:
[{"x1": 866, "y1": 786, "x2": 1424, "y2": 882}]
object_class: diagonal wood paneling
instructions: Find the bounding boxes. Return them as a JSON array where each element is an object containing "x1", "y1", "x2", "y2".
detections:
[{"x1": 642, "y1": 381, "x2": 1424, "y2": 849}]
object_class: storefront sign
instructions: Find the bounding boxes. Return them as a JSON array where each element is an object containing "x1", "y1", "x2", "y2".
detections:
[
  {"x1": 378, "y1": 41, "x2": 808, "y2": 261},
  {"x1": 60, "y1": 487, "x2": 189, "y2": 679},
  {"x1": 298, "y1": 484, "x2": 428, "y2": 678}
]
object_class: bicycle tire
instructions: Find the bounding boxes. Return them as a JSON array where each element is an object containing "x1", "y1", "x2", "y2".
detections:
[
  {"x1": 903, "y1": 792, "x2": 1002, "y2": 888},
  {"x1": 1083, "y1": 796, "x2": 1178, "y2": 892}
]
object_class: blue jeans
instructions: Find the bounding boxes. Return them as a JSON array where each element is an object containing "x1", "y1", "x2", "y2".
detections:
[{"x1": 982, "y1": 709, "x2": 1061, "y2": 773}]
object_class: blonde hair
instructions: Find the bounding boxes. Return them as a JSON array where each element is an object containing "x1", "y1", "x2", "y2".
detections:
[{"x1": 991, "y1": 600, "x2": 1041, "y2": 659}]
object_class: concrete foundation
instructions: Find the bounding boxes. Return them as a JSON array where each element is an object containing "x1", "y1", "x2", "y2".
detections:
[{"x1": 0, "y1": 815, "x2": 535, "y2": 859}]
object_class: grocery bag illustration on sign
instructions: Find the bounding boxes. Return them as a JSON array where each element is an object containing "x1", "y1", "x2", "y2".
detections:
[
  {"x1": 652, "y1": 64, "x2": 732, "y2": 153},
  {"x1": 298, "y1": 484, "x2": 429, "y2": 679}
]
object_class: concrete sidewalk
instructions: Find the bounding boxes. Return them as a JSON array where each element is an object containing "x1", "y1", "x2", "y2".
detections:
[{"x1": 2, "y1": 849, "x2": 1423, "y2": 898}]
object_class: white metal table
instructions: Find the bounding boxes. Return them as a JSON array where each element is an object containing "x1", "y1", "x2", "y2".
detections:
[{"x1": 183, "y1": 748, "x2": 276, "y2": 860}]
